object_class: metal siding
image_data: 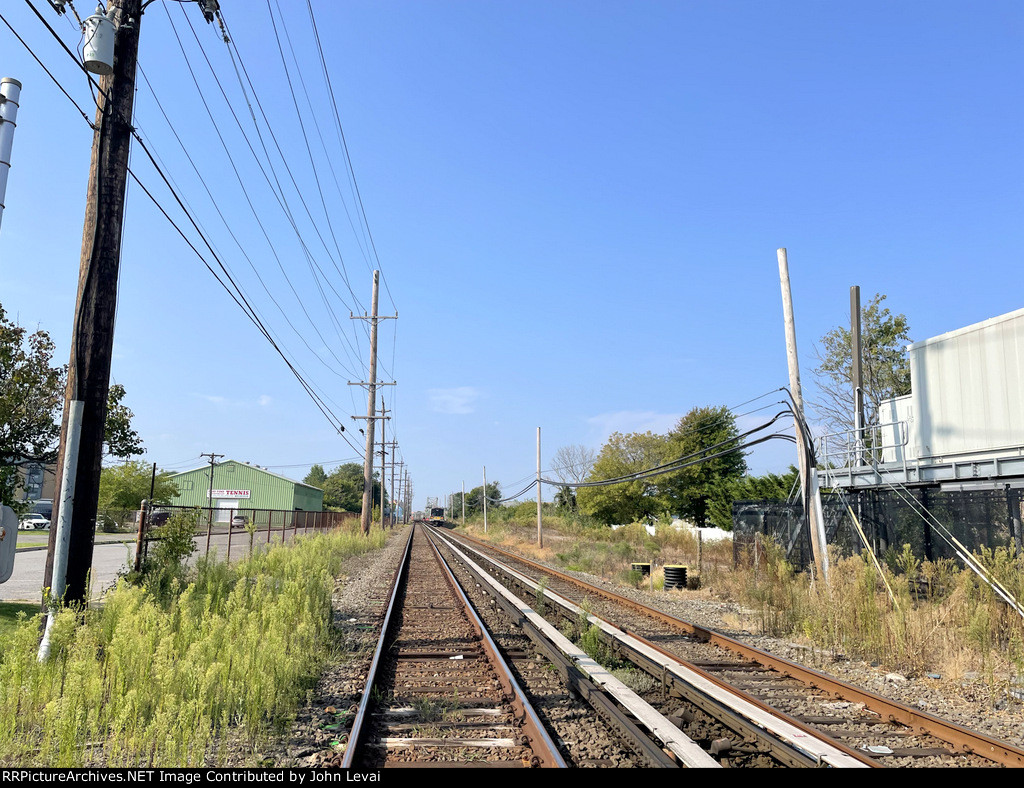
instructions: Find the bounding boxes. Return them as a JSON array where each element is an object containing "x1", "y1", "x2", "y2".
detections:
[
  {"x1": 169, "y1": 461, "x2": 321, "y2": 511},
  {"x1": 910, "y1": 309, "x2": 1024, "y2": 458}
]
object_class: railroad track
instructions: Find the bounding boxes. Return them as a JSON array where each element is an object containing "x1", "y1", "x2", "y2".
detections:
[
  {"x1": 429, "y1": 526, "x2": 1024, "y2": 768},
  {"x1": 340, "y1": 524, "x2": 565, "y2": 768}
]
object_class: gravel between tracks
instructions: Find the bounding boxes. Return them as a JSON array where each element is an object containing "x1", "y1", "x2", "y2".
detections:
[{"x1": 249, "y1": 526, "x2": 1024, "y2": 767}]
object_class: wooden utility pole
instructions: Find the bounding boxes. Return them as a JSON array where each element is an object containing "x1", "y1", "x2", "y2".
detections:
[
  {"x1": 349, "y1": 271, "x2": 396, "y2": 535},
  {"x1": 377, "y1": 400, "x2": 388, "y2": 527},
  {"x1": 44, "y1": 0, "x2": 143, "y2": 606},
  {"x1": 777, "y1": 248, "x2": 829, "y2": 582},
  {"x1": 851, "y1": 285, "x2": 866, "y2": 465}
]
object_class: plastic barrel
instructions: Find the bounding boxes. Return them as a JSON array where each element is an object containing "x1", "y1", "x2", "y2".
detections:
[
  {"x1": 664, "y1": 565, "x2": 687, "y2": 590},
  {"x1": 631, "y1": 562, "x2": 651, "y2": 577}
]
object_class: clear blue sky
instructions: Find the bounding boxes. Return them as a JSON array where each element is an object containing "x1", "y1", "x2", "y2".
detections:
[{"x1": 1, "y1": 1, "x2": 1021, "y2": 511}]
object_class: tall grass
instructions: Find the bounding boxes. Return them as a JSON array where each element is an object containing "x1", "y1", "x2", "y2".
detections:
[
  {"x1": 0, "y1": 527, "x2": 387, "y2": 767},
  {"x1": 459, "y1": 512, "x2": 1024, "y2": 685}
]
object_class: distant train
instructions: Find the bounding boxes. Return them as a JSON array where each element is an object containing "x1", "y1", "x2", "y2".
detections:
[{"x1": 429, "y1": 507, "x2": 445, "y2": 524}]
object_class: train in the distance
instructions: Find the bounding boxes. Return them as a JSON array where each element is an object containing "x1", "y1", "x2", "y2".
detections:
[{"x1": 429, "y1": 507, "x2": 445, "y2": 524}]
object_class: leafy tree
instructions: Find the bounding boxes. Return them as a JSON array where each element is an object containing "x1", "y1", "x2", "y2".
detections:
[
  {"x1": 303, "y1": 463, "x2": 327, "y2": 489},
  {"x1": 104, "y1": 383, "x2": 145, "y2": 460},
  {"x1": 812, "y1": 293, "x2": 912, "y2": 439},
  {"x1": 661, "y1": 406, "x2": 748, "y2": 528},
  {"x1": 322, "y1": 463, "x2": 384, "y2": 512},
  {"x1": 0, "y1": 301, "x2": 147, "y2": 505},
  {"x1": 0, "y1": 304, "x2": 64, "y2": 507},
  {"x1": 98, "y1": 460, "x2": 179, "y2": 510},
  {"x1": 706, "y1": 465, "x2": 800, "y2": 530},
  {"x1": 553, "y1": 485, "x2": 576, "y2": 512},
  {"x1": 577, "y1": 431, "x2": 669, "y2": 524},
  {"x1": 461, "y1": 482, "x2": 503, "y2": 516}
]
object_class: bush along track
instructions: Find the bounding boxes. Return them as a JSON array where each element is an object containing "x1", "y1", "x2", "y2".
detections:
[{"x1": 0, "y1": 520, "x2": 387, "y2": 767}]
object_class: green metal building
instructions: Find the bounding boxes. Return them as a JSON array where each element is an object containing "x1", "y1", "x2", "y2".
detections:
[{"x1": 168, "y1": 459, "x2": 323, "y2": 519}]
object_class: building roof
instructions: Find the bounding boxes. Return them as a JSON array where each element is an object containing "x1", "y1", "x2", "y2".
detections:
[{"x1": 169, "y1": 459, "x2": 323, "y2": 492}]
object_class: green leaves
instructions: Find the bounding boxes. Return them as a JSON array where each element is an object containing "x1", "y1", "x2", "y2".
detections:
[
  {"x1": 0, "y1": 303, "x2": 64, "y2": 506},
  {"x1": 813, "y1": 292, "x2": 911, "y2": 437}
]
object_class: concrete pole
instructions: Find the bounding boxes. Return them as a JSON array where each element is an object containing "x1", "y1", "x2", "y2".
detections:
[
  {"x1": 360, "y1": 271, "x2": 380, "y2": 535},
  {"x1": 777, "y1": 248, "x2": 828, "y2": 582},
  {"x1": 536, "y1": 427, "x2": 543, "y2": 548},
  {"x1": 0, "y1": 78, "x2": 23, "y2": 235},
  {"x1": 462, "y1": 481, "x2": 465, "y2": 526},
  {"x1": 483, "y1": 465, "x2": 488, "y2": 533}
]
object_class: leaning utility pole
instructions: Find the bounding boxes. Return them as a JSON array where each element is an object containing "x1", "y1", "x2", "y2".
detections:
[
  {"x1": 44, "y1": 0, "x2": 143, "y2": 607},
  {"x1": 777, "y1": 248, "x2": 829, "y2": 582},
  {"x1": 349, "y1": 270, "x2": 396, "y2": 535}
]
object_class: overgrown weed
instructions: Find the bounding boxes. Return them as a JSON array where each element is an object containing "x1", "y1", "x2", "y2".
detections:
[{"x1": 0, "y1": 526, "x2": 388, "y2": 766}]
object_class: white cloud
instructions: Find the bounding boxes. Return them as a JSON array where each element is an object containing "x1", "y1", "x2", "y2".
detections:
[
  {"x1": 258, "y1": 395, "x2": 272, "y2": 407},
  {"x1": 428, "y1": 387, "x2": 480, "y2": 415}
]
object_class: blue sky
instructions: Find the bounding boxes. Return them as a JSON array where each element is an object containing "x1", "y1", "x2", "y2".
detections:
[{"x1": 1, "y1": 1, "x2": 1021, "y2": 511}]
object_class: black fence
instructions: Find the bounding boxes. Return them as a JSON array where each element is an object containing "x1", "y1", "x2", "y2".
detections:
[{"x1": 733, "y1": 486, "x2": 1024, "y2": 571}]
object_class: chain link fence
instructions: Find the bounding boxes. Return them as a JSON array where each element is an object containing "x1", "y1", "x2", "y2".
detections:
[{"x1": 134, "y1": 505, "x2": 359, "y2": 565}]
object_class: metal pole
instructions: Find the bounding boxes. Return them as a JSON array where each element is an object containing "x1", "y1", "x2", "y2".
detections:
[
  {"x1": 483, "y1": 465, "x2": 488, "y2": 533},
  {"x1": 462, "y1": 481, "x2": 465, "y2": 526},
  {"x1": 777, "y1": 248, "x2": 828, "y2": 582},
  {"x1": 0, "y1": 77, "x2": 23, "y2": 235}
]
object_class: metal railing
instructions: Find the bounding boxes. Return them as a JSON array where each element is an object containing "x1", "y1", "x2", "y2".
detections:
[{"x1": 817, "y1": 420, "x2": 909, "y2": 488}]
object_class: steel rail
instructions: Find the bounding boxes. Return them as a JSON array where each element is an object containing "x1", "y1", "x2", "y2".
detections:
[
  {"x1": 432, "y1": 527, "x2": 866, "y2": 768},
  {"x1": 341, "y1": 525, "x2": 415, "y2": 769},
  {"x1": 429, "y1": 527, "x2": 720, "y2": 767},
  {"x1": 442, "y1": 528, "x2": 1024, "y2": 768},
  {"x1": 422, "y1": 527, "x2": 567, "y2": 768},
  {"x1": 425, "y1": 527, "x2": 681, "y2": 768}
]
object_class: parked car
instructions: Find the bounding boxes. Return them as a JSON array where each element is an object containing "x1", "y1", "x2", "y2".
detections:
[
  {"x1": 149, "y1": 509, "x2": 171, "y2": 527},
  {"x1": 231, "y1": 514, "x2": 249, "y2": 528},
  {"x1": 95, "y1": 513, "x2": 120, "y2": 533},
  {"x1": 19, "y1": 513, "x2": 50, "y2": 530}
]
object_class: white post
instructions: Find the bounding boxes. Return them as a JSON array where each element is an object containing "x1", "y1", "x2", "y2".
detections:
[
  {"x1": 38, "y1": 399, "x2": 84, "y2": 660},
  {"x1": 483, "y1": 465, "x2": 488, "y2": 533},
  {"x1": 777, "y1": 248, "x2": 828, "y2": 582},
  {"x1": 536, "y1": 427, "x2": 543, "y2": 548},
  {"x1": 461, "y1": 481, "x2": 465, "y2": 526},
  {"x1": 0, "y1": 78, "x2": 23, "y2": 235}
]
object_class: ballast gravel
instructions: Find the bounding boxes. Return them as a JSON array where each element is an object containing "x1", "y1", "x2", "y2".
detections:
[{"x1": 230, "y1": 527, "x2": 1024, "y2": 767}]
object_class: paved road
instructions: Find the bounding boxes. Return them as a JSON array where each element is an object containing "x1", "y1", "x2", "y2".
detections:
[
  {"x1": 0, "y1": 525, "x2": 322, "y2": 603},
  {"x1": 1, "y1": 539, "x2": 137, "y2": 603}
]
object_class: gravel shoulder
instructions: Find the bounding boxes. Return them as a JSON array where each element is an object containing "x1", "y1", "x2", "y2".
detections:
[{"x1": 247, "y1": 525, "x2": 1024, "y2": 766}]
